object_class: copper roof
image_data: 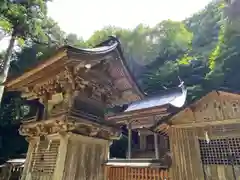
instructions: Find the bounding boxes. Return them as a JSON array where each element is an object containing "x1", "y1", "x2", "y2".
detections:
[{"x1": 124, "y1": 85, "x2": 187, "y2": 112}]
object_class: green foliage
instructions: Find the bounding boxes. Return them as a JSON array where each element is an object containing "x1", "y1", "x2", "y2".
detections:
[
  {"x1": 0, "y1": 0, "x2": 48, "y2": 41},
  {"x1": 0, "y1": 0, "x2": 66, "y2": 163},
  {"x1": 110, "y1": 135, "x2": 128, "y2": 158},
  {"x1": 177, "y1": 54, "x2": 195, "y2": 65},
  {"x1": 0, "y1": 91, "x2": 22, "y2": 126},
  {"x1": 208, "y1": 23, "x2": 225, "y2": 70},
  {"x1": 2, "y1": 0, "x2": 240, "y2": 162}
]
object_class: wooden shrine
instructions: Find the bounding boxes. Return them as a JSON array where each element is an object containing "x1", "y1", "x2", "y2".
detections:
[
  {"x1": 105, "y1": 84, "x2": 187, "y2": 179},
  {"x1": 5, "y1": 35, "x2": 199, "y2": 180},
  {"x1": 155, "y1": 90, "x2": 240, "y2": 180},
  {"x1": 5, "y1": 37, "x2": 144, "y2": 180}
]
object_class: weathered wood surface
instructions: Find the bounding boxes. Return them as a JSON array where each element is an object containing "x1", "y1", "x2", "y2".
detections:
[
  {"x1": 169, "y1": 128, "x2": 204, "y2": 180},
  {"x1": 169, "y1": 126, "x2": 240, "y2": 180},
  {"x1": 62, "y1": 135, "x2": 108, "y2": 180},
  {"x1": 170, "y1": 91, "x2": 240, "y2": 127},
  {"x1": 105, "y1": 166, "x2": 169, "y2": 180},
  {"x1": 22, "y1": 139, "x2": 60, "y2": 180},
  {"x1": 132, "y1": 133, "x2": 169, "y2": 160},
  {"x1": 5, "y1": 44, "x2": 143, "y2": 107}
]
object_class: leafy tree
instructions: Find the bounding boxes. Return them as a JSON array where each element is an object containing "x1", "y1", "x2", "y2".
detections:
[
  {"x1": 0, "y1": 0, "x2": 63, "y2": 102},
  {"x1": 2, "y1": 0, "x2": 240, "y2": 162},
  {"x1": 0, "y1": 0, "x2": 66, "y2": 163}
]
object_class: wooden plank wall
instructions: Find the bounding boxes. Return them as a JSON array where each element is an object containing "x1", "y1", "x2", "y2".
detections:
[
  {"x1": 197, "y1": 125, "x2": 239, "y2": 180},
  {"x1": 168, "y1": 92, "x2": 240, "y2": 180},
  {"x1": 169, "y1": 128, "x2": 204, "y2": 180},
  {"x1": 0, "y1": 166, "x2": 10, "y2": 180},
  {"x1": 169, "y1": 125, "x2": 240, "y2": 180},
  {"x1": 62, "y1": 136, "x2": 108, "y2": 180}
]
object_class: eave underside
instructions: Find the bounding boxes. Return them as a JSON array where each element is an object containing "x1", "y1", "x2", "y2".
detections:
[{"x1": 106, "y1": 105, "x2": 172, "y2": 129}]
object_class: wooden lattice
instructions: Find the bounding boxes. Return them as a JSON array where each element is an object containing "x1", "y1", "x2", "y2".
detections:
[
  {"x1": 199, "y1": 137, "x2": 240, "y2": 165},
  {"x1": 30, "y1": 139, "x2": 60, "y2": 179},
  {"x1": 106, "y1": 166, "x2": 169, "y2": 180}
]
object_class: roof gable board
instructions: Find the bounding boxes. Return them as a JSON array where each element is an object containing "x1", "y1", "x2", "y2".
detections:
[{"x1": 157, "y1": 91, "x2": 240, "y2": 129}]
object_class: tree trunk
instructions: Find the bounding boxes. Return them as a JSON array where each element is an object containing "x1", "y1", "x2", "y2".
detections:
[{"x1": 0, "y1": 32, "x2": 16, "y2": 103}]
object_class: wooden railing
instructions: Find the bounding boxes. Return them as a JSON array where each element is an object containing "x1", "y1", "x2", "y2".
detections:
[{"x1": 105, "y1": 159, "x2": 169, "y2": 180}]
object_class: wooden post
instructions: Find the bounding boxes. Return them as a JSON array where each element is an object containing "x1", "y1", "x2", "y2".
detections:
[
  {"x1": 154, "y1": 133, "x2": 159, "y2": 159},
  {"x1": 42, "y1": 93, "x2": 49, "y2": 120},
  {"x1": 127, "y1": 122, "x2": 132, "y2": 159},
  {"x1": 6, "y1": 165, "x2": 12, "y2": 180}
]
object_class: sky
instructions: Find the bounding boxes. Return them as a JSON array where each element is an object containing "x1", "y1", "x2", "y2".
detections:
[{"x1": 0, "y1": 0, "x2": 212, "y2": 51}]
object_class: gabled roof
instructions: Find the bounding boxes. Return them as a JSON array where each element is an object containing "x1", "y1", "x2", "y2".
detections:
[{"x1": 153, "y1": 90, "x2": 240, "y2": 133}]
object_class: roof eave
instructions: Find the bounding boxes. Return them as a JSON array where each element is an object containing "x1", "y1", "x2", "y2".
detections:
[
  {"x1": 106, "y1": 104, "x2": 170, "y2": 122},
  {"x1": 5, "y1": 48, "x2": 68, "y2": 90}
]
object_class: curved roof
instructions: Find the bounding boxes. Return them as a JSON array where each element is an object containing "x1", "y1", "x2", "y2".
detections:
[
  {"x1": 124, "y1": 84, "x2": 187, "y2": 112},
  {"x1": 5, "y1": 37, "x2": 144, "y2": 104}
]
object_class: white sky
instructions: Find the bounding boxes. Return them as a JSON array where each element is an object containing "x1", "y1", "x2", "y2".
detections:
[{"x1": 0, "y1": 0, "x2": 212, "y2": 51}]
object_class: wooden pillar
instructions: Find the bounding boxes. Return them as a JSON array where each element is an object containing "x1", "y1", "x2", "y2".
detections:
[
  {"x1": 35, "y1": 100, "x2": 44, "y2": 121},
  {"x1": 42, "y1": 93, "x2": 49, "y2": 120},
  {"x1": 62, "y1": 133, "x2": 109, "y2": 180},
  {"x1": 154, "y1": 133, "x2": 159, "y2": 159},
  {"x1": 53, "y1": 133, "x2": 69, "y2": 180},
  {"x1": 21, "y1": 138, "x2": 37, "y2": 180},
  {"x1": 127, "y1": 122, "x2": 132, "y2": 159},
  {"x1": 139, "y1": 130, "x2": 145, "y2": 150},
  {"x1": 6, "y1": 165, "x2": 12, "y2": 180}
]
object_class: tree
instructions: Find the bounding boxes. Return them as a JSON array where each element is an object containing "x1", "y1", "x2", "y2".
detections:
[
  {"x1": 0, "y1": 0, "x2": 52, "y2": 103},
  {"x1": 65, "y1": 33, "x2": 87, "y2": 47},
  {"x1": 0, "y1": 0, "x2": 66, "y2": 163},
  {"x1": 139, "y1": 21, "x2": 194, "y2": 93},
  {"x1": 2, "y1": 0, "x2": 240, "y2": 162}
]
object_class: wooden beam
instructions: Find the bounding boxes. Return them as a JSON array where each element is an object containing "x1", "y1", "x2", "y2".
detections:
[
  {"x1": 42, "y1": 94, "x2": 49, "y2": 120},
  {"x1": 154, "y1": 133, "x2": 159, "y2": 159},
  {"x1": 107, "y1": 108, "x2": 169, "y2": 123},
  {"x1": 127, "y1": 122, "x2": 132, "y2": 159},
  {"x1": 77, "y1": 68, "x2": 113, "y2": 86},
  {"x1": 171, "y1": 118, "x2": 240, "y2": 128},
  {"x1": 5, "y1": 50, "x2": 67, "y2": 89}
]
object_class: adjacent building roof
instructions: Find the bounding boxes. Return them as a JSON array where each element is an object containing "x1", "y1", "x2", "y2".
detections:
[
  {"x1": 124, "y1": 84, "x2": 187, "y2": 112},
  {"x1": 153, "y1": 90, "x2": 240, "y2": 134},
  {"x1": 0, "y1": 158, "x2": 25, "y2": 168},
  {"x1": 108, "y1": 82, "x2": 187, "y2": 114},
  {"x1": 106, "y1": 82, "x2": 188, "y2": 129}
]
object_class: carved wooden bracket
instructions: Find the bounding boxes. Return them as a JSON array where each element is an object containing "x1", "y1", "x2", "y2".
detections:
[
  {"x1": 22, "y1": 64, "x2": 114, "y2": 106},
  {"x1": 19, "y1": 118, "x2": 121, "y2": 140},
  {"x1": 89, "y1": 127, "x2": 101, "y2": 136}
]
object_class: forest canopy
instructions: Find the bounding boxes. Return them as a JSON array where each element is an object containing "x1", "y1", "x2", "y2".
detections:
[{"x1": 0, "y1": 0, "x2": 240, "y2": 162}]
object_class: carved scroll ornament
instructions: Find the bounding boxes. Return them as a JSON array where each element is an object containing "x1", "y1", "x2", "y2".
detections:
[{"x1": 19, "y1": 118, "x2": 121, "y2": 140}]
